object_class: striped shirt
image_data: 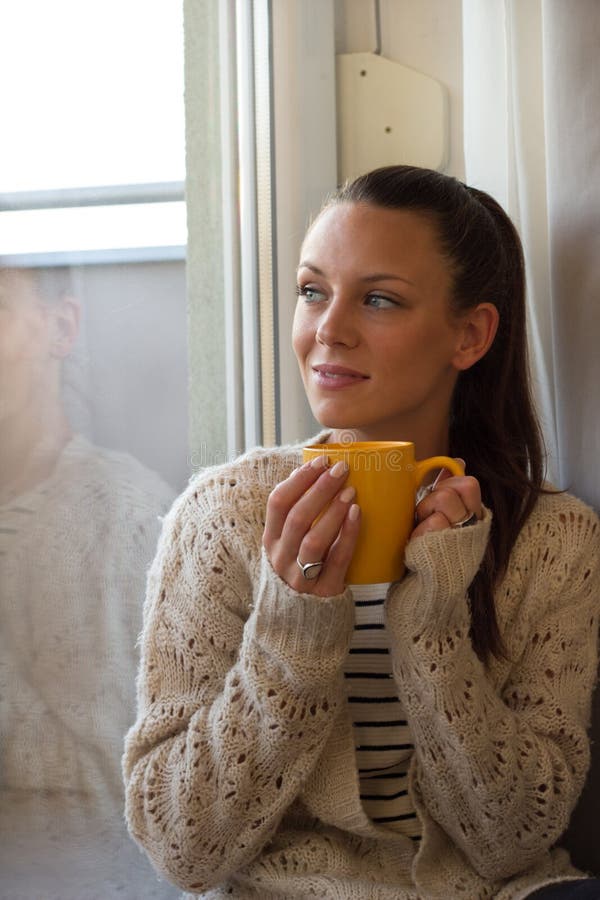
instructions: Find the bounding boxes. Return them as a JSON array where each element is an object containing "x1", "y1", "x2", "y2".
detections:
[{"x1": 344, "y1": 582, "x2": 420, "y2": 840}]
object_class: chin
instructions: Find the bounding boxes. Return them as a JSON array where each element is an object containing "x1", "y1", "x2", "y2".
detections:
[
  {"x1": 310, "y1": 408, "x2": 345, "y2": 428},
  {"x1": 313, "y1": 413, "x2": 364, "y2": 434}
]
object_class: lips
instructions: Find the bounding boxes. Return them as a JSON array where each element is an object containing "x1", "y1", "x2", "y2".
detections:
[
  {"x1": 312, "y1": 364, "x2": 369, "y2": 378},
  {"x1": 311, "y1": 364, "x2": 369, "y2": 389}
]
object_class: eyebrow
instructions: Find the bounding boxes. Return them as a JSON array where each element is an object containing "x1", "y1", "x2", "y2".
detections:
[{"x1": 297, "y1": 261, "x2": 415, "y2": 286}]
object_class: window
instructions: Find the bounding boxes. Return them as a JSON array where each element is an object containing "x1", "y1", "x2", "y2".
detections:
[{"x1": 0, "y1": 0, "x2": 186, "y2": 264}]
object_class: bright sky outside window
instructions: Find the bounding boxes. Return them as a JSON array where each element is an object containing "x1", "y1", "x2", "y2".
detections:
[{"x1": 0, "y1": 0, "x2": 185, "y2": 259}]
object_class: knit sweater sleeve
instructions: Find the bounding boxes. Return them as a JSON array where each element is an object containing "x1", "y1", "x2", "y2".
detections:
[
  {"x1": 386, "y1": 497, "x2": 600, "y2": 881},
  {"x1": 122, "y1": 461, "x2": 354, "y2": 893}
]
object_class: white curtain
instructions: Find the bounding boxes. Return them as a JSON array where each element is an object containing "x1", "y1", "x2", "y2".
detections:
[{"x1": 462, "y1": 0, "x2": 600, "y2": 508}]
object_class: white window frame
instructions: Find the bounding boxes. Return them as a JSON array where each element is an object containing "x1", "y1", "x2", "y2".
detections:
[{"x1": 0, "y1": 181, "x2": 186, "y2": 268}]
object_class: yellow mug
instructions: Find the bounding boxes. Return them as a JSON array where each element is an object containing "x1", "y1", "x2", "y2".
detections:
[{"x1": 302, "y1": 442, "x2": 464, "y2": 584}]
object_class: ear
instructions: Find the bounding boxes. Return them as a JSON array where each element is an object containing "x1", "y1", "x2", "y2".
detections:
[
  {"x1": 50, "y1": 296, "x2": 81, "y2": 359},
  {"x1": 451, "y1": 302, "x2": 499, "y2": 371}
]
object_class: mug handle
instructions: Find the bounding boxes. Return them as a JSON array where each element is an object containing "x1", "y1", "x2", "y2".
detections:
[{"x1": 414, "y1": 455, "x2": 464, "y2": 489}]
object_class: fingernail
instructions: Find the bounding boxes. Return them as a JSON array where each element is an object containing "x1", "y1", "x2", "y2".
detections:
[
  {"x1": 310, "y1": 455, "x2": 328, "y2": 469},
  {"x1": 348, "y1": 503, "x2": 360, "y2": 521},
  {"x1": 339, "y1": 486, "x2": 355, "y2": 503},
  {"x1": 329, "y1": 460, "x2": 348, "y2": 478}
]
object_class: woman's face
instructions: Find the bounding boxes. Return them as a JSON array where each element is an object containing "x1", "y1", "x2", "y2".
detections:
[
  {"x1": 293, "y1": 202, "x2": 467, "y2": 442},
  {"x1": 0, "y1": 269, "x2": 54, "y2": 426}
]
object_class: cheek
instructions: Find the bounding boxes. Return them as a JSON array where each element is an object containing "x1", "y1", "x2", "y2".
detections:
[
  {"x1": 291, "y1": 310, "x2": 311, "y2": 361},
  {"x1": 0, "y1": 322, "x2": 28, "y2": 367},
  {"x1": 0, "y1": 315, "x2": 53, "y2": 380},
  {"x1": 374, "y1": 336, "x2": 412, "y2": 374}
]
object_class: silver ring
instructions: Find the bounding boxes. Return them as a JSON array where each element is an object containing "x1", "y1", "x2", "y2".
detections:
[
  {"x1": 296, "y1": 557, "x2": 324, "y2": 580},
  {"x1": 452, "y1": 512, "x2": 479, "y2": 529},
  {"x1": 416, "y1": 470, "x2": 445, "y2": 506}
]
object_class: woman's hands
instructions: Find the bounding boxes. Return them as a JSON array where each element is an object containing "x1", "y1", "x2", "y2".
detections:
[
  {"x1": 263, "y1": 456, "x2": 361, "y2": 596},
  {"x1": 263, "y1": 458, "x2": 483, "y2": 595},
  {"x1": 412, "y1": 464, "x2": 483, "y2": 539}
]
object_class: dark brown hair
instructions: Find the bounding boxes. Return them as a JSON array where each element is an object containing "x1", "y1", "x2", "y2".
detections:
[{"x1": 329, "y1": 165, "x2": 547, "y2": 662}]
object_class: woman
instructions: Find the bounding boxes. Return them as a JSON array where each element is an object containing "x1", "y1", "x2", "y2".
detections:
[
  {"x1": 123, "y1": 166, "x2": 600, "y2": 899},
  {"x1": 0, "y1": 267, "x2": 176, "y2": 898}
]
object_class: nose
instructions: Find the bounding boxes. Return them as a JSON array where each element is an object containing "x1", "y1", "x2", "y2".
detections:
[{"x1": 315, "y1": 296, "x2": 359, "y2": 348}]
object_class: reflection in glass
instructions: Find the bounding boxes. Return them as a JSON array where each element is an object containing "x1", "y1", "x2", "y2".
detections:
[{"x1": 0, "y1": 267, "x2": 180, "y2": 898}]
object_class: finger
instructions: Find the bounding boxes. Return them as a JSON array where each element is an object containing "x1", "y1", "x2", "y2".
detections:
[
  {"x1": 411, "y1": 509, "x2": 453, "y2": 538},
  {"x1": 278, "y1": 460, "x2": 351, "y2": 549},
  {"x1": 440, "y1": 474, "x2": 482, "y2": 519},
  {"x1": 300, "y1": 503, "x2": 361, "y2": 597},
  {"x1": 296, "y1": 482, "x2": 356, "y2": 570},
  {"x1": 415, "y1": 482, "x2": 469, "y2": 526},
  {"x1": 263, "y1": 456, "x2": 329, "y2": 545},
  {"x1": 415, "y1": 461, "x2": 460, "y2": 511},
  {"x1": 415, "y1": 475, "x2": 483, "y2": 526}
]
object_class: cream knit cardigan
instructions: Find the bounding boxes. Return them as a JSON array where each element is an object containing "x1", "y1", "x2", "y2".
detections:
[{"x1": 123, "y1": 439, "x2": 600, "y2": 900}]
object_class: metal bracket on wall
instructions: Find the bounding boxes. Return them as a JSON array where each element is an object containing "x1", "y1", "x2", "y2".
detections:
[{"x1": 336, "y1": 1, "x2": 448, "y2": 182}]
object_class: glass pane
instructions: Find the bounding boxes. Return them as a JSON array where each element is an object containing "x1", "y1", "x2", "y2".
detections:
[
  {"x1": 0, "y1": 262, "x2": 187, "y2": 898},
  {"x1": 0, "y1": 6, "x2": 188, "y2": 898},
  {"x1": 0, "y1": 0, "x2": 184, "y2": 192},
  {"x1": 0, "y1": 201, "x2": 187, "y2": 257}
]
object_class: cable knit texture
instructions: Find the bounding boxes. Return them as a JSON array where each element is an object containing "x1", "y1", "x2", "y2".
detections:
[{"x1": 123, "y1": 439, "x2": 600, "y2": 900}]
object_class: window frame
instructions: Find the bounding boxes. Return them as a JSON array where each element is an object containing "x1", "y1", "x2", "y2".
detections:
[{"x1": 0, "y1": 181, "x2": 186, "y2": 267}]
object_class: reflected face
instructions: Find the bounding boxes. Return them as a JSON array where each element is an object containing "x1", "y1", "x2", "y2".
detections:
[
  {"x1": 292, "y1": 203, "x2": 465, "y2": 440},
  {"x1": 0, "y1": 269, "x2": 54, "y2": 425}
]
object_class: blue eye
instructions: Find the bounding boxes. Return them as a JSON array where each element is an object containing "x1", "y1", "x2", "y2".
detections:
[
  {"x1": 296, "y1": 285, "x2": 326, "y2": 303},
  {"x1": 365, "y1": 294, "x2": 399, "y2": 309}
]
